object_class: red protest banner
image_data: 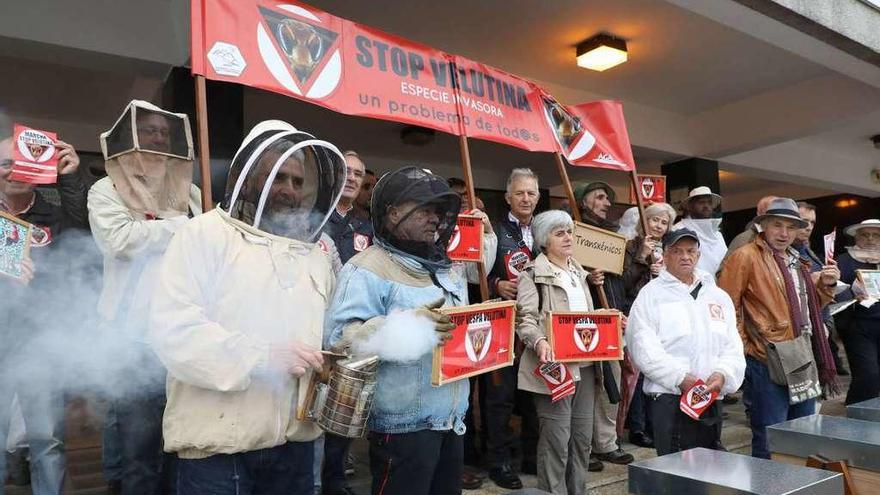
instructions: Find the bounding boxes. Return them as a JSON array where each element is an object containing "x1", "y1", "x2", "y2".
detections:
[
  {"x1": 10, "y1": 124, "x2": 58, "y2": 185},
  {"x1": 191, "y1": 0, "x2": 559, "y2": 153},
  {"x1": 546, "y1": 310, "x2": 623, "y2": 363},
  {"x1": 431, "y1": 301, "x2": 516, "y2": 386},
  {"x1": 447, "y1": 214, "x2": 483, "y2": 262},
  {"x1": 629, "y1": 174, "x2": 666, "y2": 204},
  {"x1": 557, "y1": 100, "x2": 635, "y2": 172}
]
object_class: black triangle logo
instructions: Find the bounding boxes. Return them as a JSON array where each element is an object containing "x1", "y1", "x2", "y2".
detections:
[{"x1": 259, "y1": 6, "x2": 339, "y2": 85}]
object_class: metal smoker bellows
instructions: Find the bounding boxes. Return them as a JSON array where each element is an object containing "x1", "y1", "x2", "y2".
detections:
[{"x1": 310, "y1": 355, "x2": 379, "y2": 438}]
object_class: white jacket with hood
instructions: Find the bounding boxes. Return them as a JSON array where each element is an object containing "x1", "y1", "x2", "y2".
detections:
[
  {"x1": 625, "y1": 268, "x2": 745, "y2": 396},
  {"x1": 148, "y1": 121, "x2": 342, "y2": 458}
]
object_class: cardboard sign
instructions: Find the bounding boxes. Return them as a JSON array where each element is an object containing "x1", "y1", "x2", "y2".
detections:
[
  {"x1": 0, "y1": 212, "x2": 32, "y2": 281},
  {"x1": 431, "y1": 300, "x2": 516, "y2": 386},
  {"x1": 447, "y1": 214, "x2": 483, "y2": 262},
  {"x1": 679, "y1": 379, "x2": 718, "y2": 420},
  {"x1": 191, "y1": 1, "x2": 636, "y2": 166},
  {"x1": 630, "y1": 174, "x2": 666, "y2": 204},
  {"x1": 534, "y1": 362, "x2": 576, "y2": 402},
  {"x1": 823, "y1": 229, "x2": 836, "y2": 264},
  {"x1": 10, "y1": 124, "x2": 58, "y2": 185},
  {"x1": 856, "y1": 270, "x2": 880, "y2": 299},
  {"x1": 571, "y1": 221, "x2": 627, "y2": 275},
  {"x1": 546, "y1": 310, "x2": 623, "y2": 363}
]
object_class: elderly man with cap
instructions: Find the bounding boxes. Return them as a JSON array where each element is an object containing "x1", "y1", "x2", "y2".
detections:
[
  {"x1": 148, "y1": 121, "x2": 346, "y2": 493},
  {"x1": 627, "y1": 228, "x2": 745, "y2": 455},
  {"x1": 573, "y1": 181, "x2": 633, "y2": 469},
  {"x1": 718, "y1": 198, "x2": 840, "y2": 459},
  {"x1": 836, "y1": 219, "x2": 880, "y2": 404},
  {"x1": 675, "y1": 186, "x2": 726, "y2": 276},
  {"x1": 325, "y1": 167, "x2": 468, "y2": 495}
]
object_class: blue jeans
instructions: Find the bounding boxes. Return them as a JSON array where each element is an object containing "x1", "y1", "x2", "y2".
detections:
[
  {"x1": 177, "y1": 441, "x2": 315, "y2": 495},
  {"x1": 744, "y1": 356, "x2": 815, "y2": 459},
  {"x1": 0, "y1": 379, "x2": 66, "y2": 495}
]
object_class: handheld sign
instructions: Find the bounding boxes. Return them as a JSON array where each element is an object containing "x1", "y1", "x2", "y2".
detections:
[
  {"x1": 534, "y1": 362, "x2": 576, "y2": 402},
  {"x1": 447, "y1": 214, "x2": 483, "y2": 262},
  {"x1": 856, "y1": 270, "x2": 880, "y2": 300},
  {"x1": 0, "y1": 212, "x2": 33, "y2": 281},
  {"x1": 10, "y1": 124, "x2": 58, "y2": 185},
  {"x1": 680, "y1": 379, "x2": 718, "y2": 420},
  {"x1": 546, "y1": 310, "x2": 623, "y2": 363},
  {"x1": 432, "y1": 300, "x2": 516, "y2": 386},
  {"x1": 571, "y1": 221, "x2": 627, "y2": 275},
  {"x1": 823, "y1": 230, "x2": 836, "y2": 264},
  {"x1": 630, "y1": 174, "x2": 666, "y2": 204}
]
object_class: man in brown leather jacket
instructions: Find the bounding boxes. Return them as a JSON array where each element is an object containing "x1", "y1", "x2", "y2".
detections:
[{"x1": 717, "y1": 198, "x2": 840, "y2": 459}]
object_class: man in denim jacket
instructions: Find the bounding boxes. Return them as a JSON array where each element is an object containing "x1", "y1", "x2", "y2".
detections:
[{"x1": 325, "y1": 166, "x2": 469, "y2": 495}]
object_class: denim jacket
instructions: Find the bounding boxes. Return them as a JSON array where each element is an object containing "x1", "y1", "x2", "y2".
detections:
[{"x1": 324, "y1": 246, "x2": 470, "y2": 434}]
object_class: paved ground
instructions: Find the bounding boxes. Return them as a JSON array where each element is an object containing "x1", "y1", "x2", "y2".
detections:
[{"x1": 4, "y1": 360, "x2": 854, "y2": 494}]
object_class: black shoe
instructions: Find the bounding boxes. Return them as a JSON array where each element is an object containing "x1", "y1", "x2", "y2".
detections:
[
  {"x1": 721, "y1": 395, "x2": 739, "y2": 405},
  {"x1": 628, "y1": 431, "x2": 654, "y2": 448},
  {"x1": 588, "y1": 457, "x2": 604, "y2": 472},
  {"x1": 489, "y1": 464, "x2": 523, "y2": 490},
  {"x1": 836, "y1": 362, "x2": 850, "y2": 376},
  {"x1": 462, "y1": 469, "x2": 484, "y2": 490},
  {"x1": 594, "y1": 448, "x2": 634, "y2": 465},
  {"x1": 520, "y1": 460, "x2": 537, "y2": 475}
]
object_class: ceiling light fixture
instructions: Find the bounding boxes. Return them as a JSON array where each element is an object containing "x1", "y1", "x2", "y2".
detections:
[{"x1": 576, "y1": 34, "x2": 628, "y2": 72}]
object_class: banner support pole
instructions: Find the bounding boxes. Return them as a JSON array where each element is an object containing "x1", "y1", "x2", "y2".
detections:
[
  {"x1": 629, "y1": 169, "x2": 650, "y2": 238},
  {"x1": 195, "y1": 74, "x2": 214, "y2": 211},
  {"x1": 458, "y1": 135, "x2": 490, "y2": 303}
]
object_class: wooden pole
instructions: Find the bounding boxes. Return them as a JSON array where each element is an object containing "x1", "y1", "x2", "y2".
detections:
[
  {"x1": 554, "y1": 152, "x2": 610, "y2": 309},
  {"x1": 195, "y1": 75, "x2": 214, "y2": 211},
  {"x1": 458, "y1": 135, "x2": 490, "y2": 303},
  {"x1": 629, "y1": 169, "x2": 650, "y2": 238},
  {"x1": 554, "y1": 152, "x2": 580, "y2": 223}
]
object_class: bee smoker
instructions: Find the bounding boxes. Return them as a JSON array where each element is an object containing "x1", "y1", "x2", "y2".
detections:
[{"x1": 307, "y1": 354, "x2": 379, "y2": 438}]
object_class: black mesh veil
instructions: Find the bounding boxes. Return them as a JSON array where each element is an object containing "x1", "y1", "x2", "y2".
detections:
[
  {"x1": 371, "y1": 166, "x2": 461, "y2": 271},
  {"x1": 224, "y1": 121, "x2": 345, "y2": 242}
]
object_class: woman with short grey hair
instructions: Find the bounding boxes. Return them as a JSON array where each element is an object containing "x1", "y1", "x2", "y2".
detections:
[{"x1": 515, "y1": 210, "x2": 598, "y2": 495}]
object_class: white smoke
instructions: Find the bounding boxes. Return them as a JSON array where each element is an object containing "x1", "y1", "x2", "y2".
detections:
[{"x1": 353, "y1": 309, "x2": 438, "y2": 363}]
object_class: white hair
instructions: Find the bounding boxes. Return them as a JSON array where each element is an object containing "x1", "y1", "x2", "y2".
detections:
[
  {"x1": 532, "y1": 210, "x2": 573, "y2": 253},
  {"x1": 506, "y1": 167, "x2": 539, "y2": 194}
]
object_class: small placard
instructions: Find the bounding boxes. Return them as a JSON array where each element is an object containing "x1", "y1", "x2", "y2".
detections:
[
  {"x1": 10, "y1": 124, "x2": 58, "y2": 185},
  {"x1": 856, "y1": 269, "x2": 880, "y2": 299},
  {"x1": 534, "y1": 362, "x2": 576, "y2": 402},
  {"x1": 630, "y1": 174, "x2": 666, "y2": 204},
  {"x1": 680, "y1": 379, "x2": 718, "y2": 420},
  {"x1": 446, "y1": 214, "x2": 483, "y2": 262},
  {"x1": 546, "y1": 310, "x2": 623, "y2": 363},
  {"x1": 431, "y1": 300, "x2": 516, "y2": 386},
  {"x1": 823, "y1": 230, "x2": 836, "y2": 264},
  {"x1": 572, "y1": 221, "x2": 627, "y2": 275},
  {"x1": 0, "y1": 212, "x2": 33, "y2": 281}
]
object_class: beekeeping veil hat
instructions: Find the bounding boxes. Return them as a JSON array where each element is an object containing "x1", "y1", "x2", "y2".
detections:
[
  {"x1": 371, "y1": 166, "x2": 461, "y2": 272},
  {"x1": 100, "y1": 100, "x2": 194, "y2": 218},
  {"x1": 223, "y1": 120, "x2": 345, "y2": 242}
]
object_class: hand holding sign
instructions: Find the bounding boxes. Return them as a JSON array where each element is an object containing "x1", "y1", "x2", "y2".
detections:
[{"x1": 55, "y1": 140, "x2": 81, "y2": 175}]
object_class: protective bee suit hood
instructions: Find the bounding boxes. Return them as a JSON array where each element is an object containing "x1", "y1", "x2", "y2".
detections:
[
  {"x1": 223, "y1": 120, "x2": 345, "y2": 242},
  {"x1": 100, "y1": 100, "x2": 194, "y2": 218},
  {"x1": 371, "y1": 166, "x2": 461, "y2": 273}
]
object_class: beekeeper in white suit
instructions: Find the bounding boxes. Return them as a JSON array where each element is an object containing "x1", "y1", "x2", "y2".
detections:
[{"x1": 149, "y1": 120, "x2": 346, "y2": 494}]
